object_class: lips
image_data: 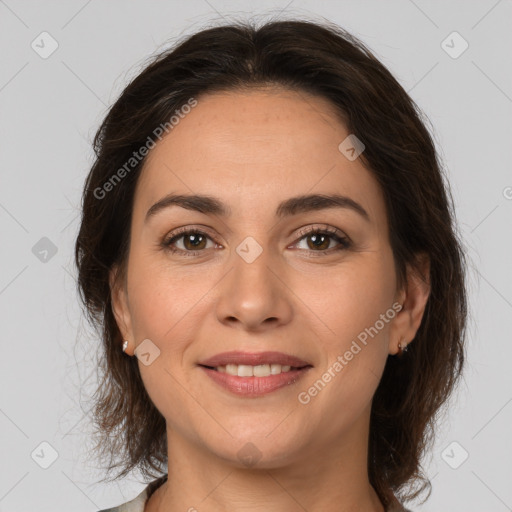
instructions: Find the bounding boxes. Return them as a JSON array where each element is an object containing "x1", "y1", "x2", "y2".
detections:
[
  {"x1": 200, "y1": 365, "x2": 312, "y2": 396},
  {"x1": 198, "y1": 351, "x2": 312, "y2": 369}
]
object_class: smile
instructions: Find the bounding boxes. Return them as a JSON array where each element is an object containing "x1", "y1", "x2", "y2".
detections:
[{"x1": 199, "y1": 364, "x2": 312, "y2": 397}]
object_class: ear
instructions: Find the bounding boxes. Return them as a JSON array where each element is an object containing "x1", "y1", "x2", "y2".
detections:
[
  {"x1": 389, "y1": 253, "x2": 431, "y2": 355},
  {"x1": 109, "y1": 264, "x2": 135, "y2": 356}
]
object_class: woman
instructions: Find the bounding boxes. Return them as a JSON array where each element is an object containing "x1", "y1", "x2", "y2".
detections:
[{"x1": 75, "y1": 19, "x2": 467, "y2": 512}]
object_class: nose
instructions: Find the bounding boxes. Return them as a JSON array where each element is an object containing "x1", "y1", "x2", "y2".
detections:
[{"x1": 215, "y1": 243, "x2": 293, "y2": 333}]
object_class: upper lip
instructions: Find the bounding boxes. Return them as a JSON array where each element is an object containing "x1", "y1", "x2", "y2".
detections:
[{"x1": 198, "y1": 351, "x2": 312, "y2": 368}]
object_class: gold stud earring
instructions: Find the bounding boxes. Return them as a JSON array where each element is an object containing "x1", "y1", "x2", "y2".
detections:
[{"x1": 397, "y1": 339, "x2": 408, "y2": 356}]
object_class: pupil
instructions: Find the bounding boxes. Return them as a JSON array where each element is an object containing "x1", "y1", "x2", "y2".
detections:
[
  {"x1": 187, "y1": 234, "x2": 204, "y2": 249},
  {"x1": 310, "y1": 234, "x2": 328, "y2": 250}
]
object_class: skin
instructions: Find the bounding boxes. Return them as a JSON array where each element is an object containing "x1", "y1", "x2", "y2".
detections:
[{"x1": 110, "y1": 87, "x2": 430, "y2": 512}]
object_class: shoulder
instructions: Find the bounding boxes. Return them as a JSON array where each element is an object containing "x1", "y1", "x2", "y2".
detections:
[
  {"x1": 97, "y1": 475, "x2": 168, "y2": 512},
  {"x1": 96, "y1": 486, "x2": 148, "y2": 512}
]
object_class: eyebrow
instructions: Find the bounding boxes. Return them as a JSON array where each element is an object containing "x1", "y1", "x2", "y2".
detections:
[{"x1": 145, "y1": 193, "x2": 370, "y2": 223}]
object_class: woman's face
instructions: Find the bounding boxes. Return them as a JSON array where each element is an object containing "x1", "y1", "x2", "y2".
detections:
[{"x1": 111, "y1": 88, "x2": 408, "y2": 468}]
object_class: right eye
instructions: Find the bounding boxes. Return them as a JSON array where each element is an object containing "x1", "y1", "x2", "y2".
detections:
[{"x1": 161, "y1": 228, "x2": 220, "y2": 256}]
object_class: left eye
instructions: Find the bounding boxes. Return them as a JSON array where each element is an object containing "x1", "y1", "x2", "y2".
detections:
[{"x1": 292, "y1": 228, "x2": 351, "y2": 253}]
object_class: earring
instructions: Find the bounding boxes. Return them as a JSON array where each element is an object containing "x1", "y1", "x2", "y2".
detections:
[
  {"x1": 122, "y1": 340, "x2": 129, "y2": 353},
  {"x1": 397, "y1": 339, "x2": 408, "y2": 356}
]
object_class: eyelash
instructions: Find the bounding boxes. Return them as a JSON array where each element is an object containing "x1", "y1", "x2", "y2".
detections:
[{"x1": 161, "y1": 225, "x2": 351, "y2": 257}]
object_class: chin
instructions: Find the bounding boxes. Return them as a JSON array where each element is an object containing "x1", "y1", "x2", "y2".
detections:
[{"x1": 205, "y1": 426, "x2": 308, "y2": 470}]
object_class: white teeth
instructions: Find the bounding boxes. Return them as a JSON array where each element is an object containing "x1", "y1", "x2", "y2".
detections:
[
  {"x1": 218, "y1": 364, "x2": 294, "y2": 376},
  {"x1": 253, "y1": 364, "x2": 270, "y2": 377},
  {"x1": 237, "y1": 364, "x2": 253, "y2": 377}
]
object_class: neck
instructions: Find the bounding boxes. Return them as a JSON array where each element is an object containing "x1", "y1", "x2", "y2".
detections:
[{"x1": 147, "y1": 407, "x2": 386, "y2": 511}]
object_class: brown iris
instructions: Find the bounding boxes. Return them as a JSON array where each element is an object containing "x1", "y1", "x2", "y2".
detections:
[
  {"x1": 182, "y1": 233, "x2": 207, "y2": 250},
  {"x1": 306, "y1": 233, "x2": 330, "y2": 251}
]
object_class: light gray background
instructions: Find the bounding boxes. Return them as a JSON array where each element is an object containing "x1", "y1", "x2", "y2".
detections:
[{"x1": 1, "y1": 1, "x2": 511, "y2": 511}]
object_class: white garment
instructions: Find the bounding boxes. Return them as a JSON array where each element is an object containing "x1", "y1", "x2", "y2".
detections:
[{"x1": 97, "y1": 480, "x2": 159, "y2": 512}]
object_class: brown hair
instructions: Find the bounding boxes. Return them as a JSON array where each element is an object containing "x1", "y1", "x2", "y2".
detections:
[{"x1": 75, "y1": 19, "x2": 467, "y2": 507}]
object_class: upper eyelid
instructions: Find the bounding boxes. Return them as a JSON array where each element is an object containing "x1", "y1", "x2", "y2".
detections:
[{"x1": 295, "y1": 224, "x2": 347, "y2": 238}]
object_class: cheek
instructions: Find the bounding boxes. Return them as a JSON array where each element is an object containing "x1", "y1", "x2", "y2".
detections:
[
  {"x1": 329, "y1": 257, "x2": 395, "y2": 376},
  {"x1": 299, "y1": 250, "x2": 396, "y2": 346},
  {"x1": 126, "y1": 250, "x2": 209, "y2": 340},
  {"x1": 295, "y1": 251, "x2": 395, "y2": 410}
]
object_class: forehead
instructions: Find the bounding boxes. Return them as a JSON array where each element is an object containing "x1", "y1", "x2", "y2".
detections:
[
  {"x1": 134, "y1": 88, "x2": 386, "y2": 229},
  {"x1": 144, "y1": 87, "x2": 348, "y2": 168}
]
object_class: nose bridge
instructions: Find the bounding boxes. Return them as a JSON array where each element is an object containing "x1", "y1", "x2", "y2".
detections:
[
  {"x1": 233, "y1": 235, "x2": 274, "y2": 292},
  {"x1": 215, "y1": 234, "x2": 292, "y2": 330}
]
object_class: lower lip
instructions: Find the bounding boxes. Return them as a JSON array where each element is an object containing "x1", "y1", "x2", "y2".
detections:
[{"x1": 199, "y1": 366, "x2": 312, "y2": 397}]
